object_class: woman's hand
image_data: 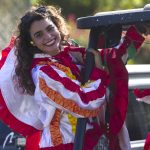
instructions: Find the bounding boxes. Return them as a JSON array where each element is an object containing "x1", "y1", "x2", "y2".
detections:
[
  {"x1": 69, "y1": 51, "x2": 84, "y2": 64},
  {"x1": 87, "y1": 48, "x2": 103, "y2": 70}
]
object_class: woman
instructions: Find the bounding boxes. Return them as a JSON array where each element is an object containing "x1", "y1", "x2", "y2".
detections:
[
  {"x1": 0, "y1": 5, "x2": 109, "y2": 150},
  {"x1": 0, "y1": 5, "x2": 146, "y2": 150}
]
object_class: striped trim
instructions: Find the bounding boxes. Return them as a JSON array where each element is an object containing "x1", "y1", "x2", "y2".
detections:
[
  {"x1": 40, "y1": 65, "x2": 106, "y2": 104},
  {"x1": 50, "y1": 109, "x2": 62, "y2": 146},
  {"x1": 38, "y1": 61, "x2": 76, "y2": 80},
  {"x1": 39, "y1": 78, "x2": 99, "y2": 117}
]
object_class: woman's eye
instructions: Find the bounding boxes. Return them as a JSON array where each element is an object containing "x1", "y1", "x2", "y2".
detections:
[
  {"x1": 47, "y1": 26, "x2": 55, "y2": 32},
  {"x1": 35, "y1": 32, "x2": 42, "y2": 38}
]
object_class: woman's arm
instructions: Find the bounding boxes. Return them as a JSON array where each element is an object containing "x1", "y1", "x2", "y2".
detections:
[{"x1": 32, "y1": 61, "x2": 108, "y2": 119}]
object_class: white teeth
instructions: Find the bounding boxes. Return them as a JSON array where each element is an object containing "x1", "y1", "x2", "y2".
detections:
[{"x1": 45, "y1": 39, "x2": 55, "y2": 46}]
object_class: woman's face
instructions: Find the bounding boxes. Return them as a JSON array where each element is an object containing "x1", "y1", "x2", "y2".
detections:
[{"x1": 30, "y1": 18, "x2": 61, "y2": 56}]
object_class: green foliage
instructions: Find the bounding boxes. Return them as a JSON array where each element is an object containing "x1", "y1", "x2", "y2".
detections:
[
  {"x1": 31, "y1": 0, "x2": 38, "y2": 5},
  {"x1": 36, "y1": 0, "x2": 99, "y2": 18},
  {"x1": 33, "y1": 0, "x2": 150, "y2": 17},
  {"x1": 127, "y1": 42, "x2": 137, "y2": 60},
  {"x1": 133, "y1": 43, "x2": 150, "y2": 64},
  {"x1": 97, "y1": 0, "x2": 149, "y2": 12}
]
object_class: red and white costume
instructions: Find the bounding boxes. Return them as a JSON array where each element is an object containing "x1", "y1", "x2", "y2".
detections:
[
  {"x1": 0, "y1": 26, "x2": 144, "y2": 150},
  {"x1": 0, "y1": 40, "x2": 109, "y2": 150}
]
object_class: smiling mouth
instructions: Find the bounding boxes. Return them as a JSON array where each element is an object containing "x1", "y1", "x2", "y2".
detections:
[{"x1": 44, "y1": 39, "x2": 56, "y2": 46}]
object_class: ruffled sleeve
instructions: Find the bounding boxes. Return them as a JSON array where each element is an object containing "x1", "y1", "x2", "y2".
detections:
[
  {"x1": 0, "y1": 38, "x2": 41, "y2": 137},
  {"x1": 32, "y1": 60, "x2": 107, "y2": 122}
]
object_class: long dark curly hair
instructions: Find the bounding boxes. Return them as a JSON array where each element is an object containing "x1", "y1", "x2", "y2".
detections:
[{"x1": 14, "y1": 5, "x2": 69, "y2": 95}]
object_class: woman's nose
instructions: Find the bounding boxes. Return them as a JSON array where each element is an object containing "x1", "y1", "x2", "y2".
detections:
[{"x1": 44, "y1": 32, "x2": 52, "y2": 39}]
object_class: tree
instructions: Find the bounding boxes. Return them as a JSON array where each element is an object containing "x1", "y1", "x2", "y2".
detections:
[
  {"x1": 95, "y1": 0, "x2": 150, "y2": 12},
  {"x1": 36, "y1": 0, "x2": 100, "y2": 18}
]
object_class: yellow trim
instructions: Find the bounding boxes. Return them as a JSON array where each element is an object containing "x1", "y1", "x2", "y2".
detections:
[{"x1": 67, "y1": 114, "x2": 77, "y2": 134}]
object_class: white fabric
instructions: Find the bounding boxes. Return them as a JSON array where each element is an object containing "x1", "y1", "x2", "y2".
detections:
[
  {"x1": 60, "y1": 113, "x2": 74, "y2": 143},
  {"x1": 137, "y1": 96, "x2": 150, "y2": 104},
  {"x1": 40, "y1": 126, "x2": 53, "y2": 147},
  {"x1": 38, "y1": 102, "x2": 56, "y2": 128},
  {"x1": 118, "y1": 123, "x2": 131, "y2": 150},
  {"x1": 0, "y1": 48, "x2": 43, "y2": 130}
]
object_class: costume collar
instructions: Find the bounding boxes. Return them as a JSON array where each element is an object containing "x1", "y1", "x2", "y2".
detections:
[{"x1": 34, "y1": 53, "x2": 52, "y2": 59}]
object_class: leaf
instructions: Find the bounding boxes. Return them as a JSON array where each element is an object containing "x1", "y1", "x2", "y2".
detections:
[{"x1": 127, "y1": 42, "x2": 136, "y2": 59}]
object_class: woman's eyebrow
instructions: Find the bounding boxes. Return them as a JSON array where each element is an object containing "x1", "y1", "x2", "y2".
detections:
[
  {"x1": 33, "y1": 25, "x2": 54, "y2": 37},
  {"x1": 46, "y1": 24, "x2": 54, "y2": 29}
]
